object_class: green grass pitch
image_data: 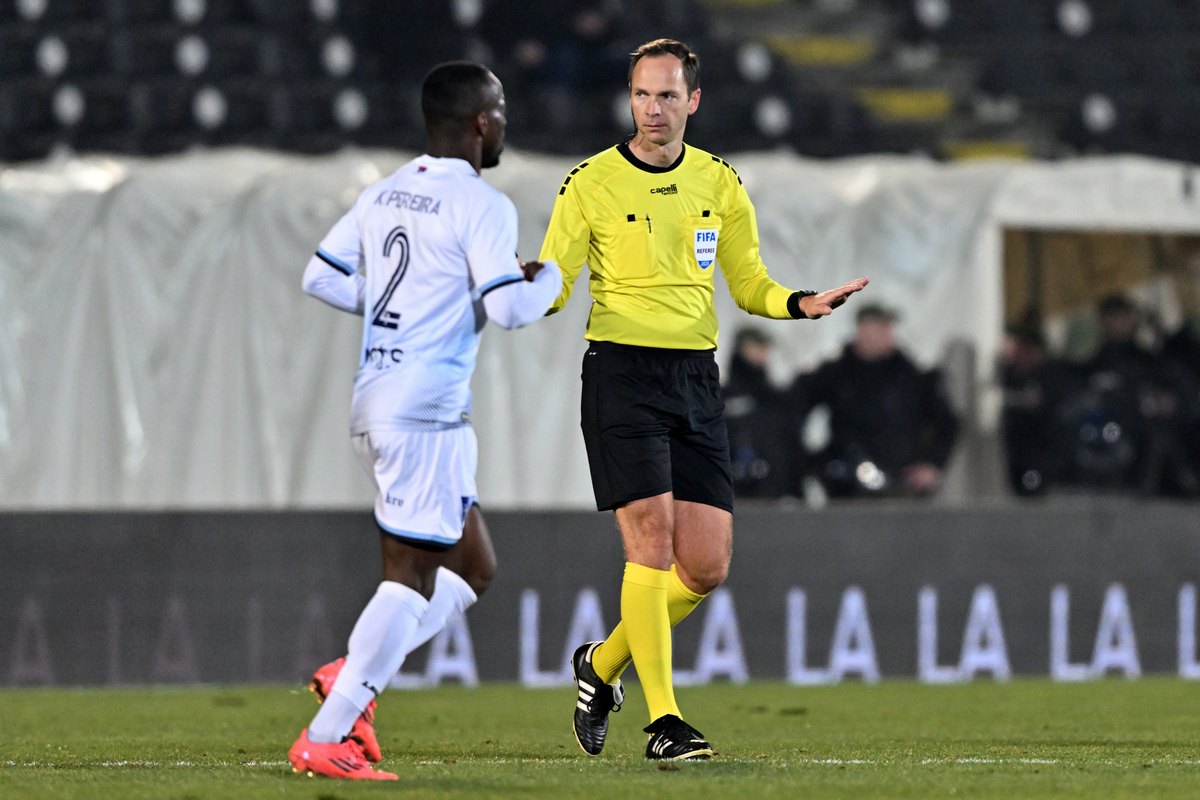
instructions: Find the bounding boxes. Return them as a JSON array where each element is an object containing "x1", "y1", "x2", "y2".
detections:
[{"x1": 1, "y1": 678, "x2": 1197, "y2": 799}]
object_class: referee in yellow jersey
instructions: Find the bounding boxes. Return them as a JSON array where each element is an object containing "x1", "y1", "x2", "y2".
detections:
[{"x1": 540, "y1": 39, "x2": 868, "y2": 760}]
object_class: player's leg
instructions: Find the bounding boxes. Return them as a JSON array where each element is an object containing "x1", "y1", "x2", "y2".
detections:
[
  {"x1": 297, "y1": 534, "x2": 439, "y2": 779},
  {"x1": 293, "y1": 430, "x2": 465, "y2": 779},
  {"x1": 394, "y1": 504, "x2": 494, "y2": 665}
]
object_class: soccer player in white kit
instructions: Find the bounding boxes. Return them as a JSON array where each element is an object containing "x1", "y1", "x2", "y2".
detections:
[{"x1": 288, "y1": 62, "x2": 562, "y2": 781}]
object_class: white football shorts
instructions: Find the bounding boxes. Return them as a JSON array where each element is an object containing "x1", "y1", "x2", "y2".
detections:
[{"x1": 352, "y1": 426, "x2": 478, "y2": 550}]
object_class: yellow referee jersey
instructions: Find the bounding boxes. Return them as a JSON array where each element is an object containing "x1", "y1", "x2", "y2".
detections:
[{"x1": 539, "y1": 140, "x2": 798, "y2": 350}]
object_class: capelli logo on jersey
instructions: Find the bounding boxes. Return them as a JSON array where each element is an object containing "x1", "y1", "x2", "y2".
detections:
[{"x1": 649, "y1": 184, "x2": 678, "y2": 195}]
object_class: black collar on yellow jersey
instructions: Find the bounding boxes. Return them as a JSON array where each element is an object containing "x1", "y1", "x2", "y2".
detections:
[{"x1": 616, "y1": 137, "x2": 686, "y2": 174}]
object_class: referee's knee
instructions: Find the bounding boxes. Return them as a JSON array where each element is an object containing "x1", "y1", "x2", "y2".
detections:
[{"x1": 680, "y1": 558, "x2": 728, "y2": 595}]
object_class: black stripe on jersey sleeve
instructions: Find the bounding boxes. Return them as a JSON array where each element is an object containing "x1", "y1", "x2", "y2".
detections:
[
  {"x1": 479, "y1": 275, "x2": 526, "y2": 298},
  {"x1": 316, "y1": 250, "x2": 354, "y2": 276}
]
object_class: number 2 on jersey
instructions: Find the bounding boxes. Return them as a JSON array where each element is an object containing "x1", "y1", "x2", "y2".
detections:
[{"x1": 372, "y1": 226, "x2": 410, "y2": 329}]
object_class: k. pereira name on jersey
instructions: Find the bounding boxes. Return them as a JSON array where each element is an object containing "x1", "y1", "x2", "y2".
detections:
[{"x1": 374, "y1": 190, "x2": 442, "y2": 214}]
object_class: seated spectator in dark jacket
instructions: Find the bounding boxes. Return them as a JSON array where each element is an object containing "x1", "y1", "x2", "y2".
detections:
[
  {"x1": 1163, "y1": 315, "x2": 1200, "y2": 491},
  {"x1": 722, "y1": 327, "x2": 798, "y2": 498},
  {"x1": 1059, "y1": 294, "x2": 1198, "y2": 494},
  {"x1": 1163, "y1": 315, "x2": 1200, "y2": 386},
  {"x1": 795, "y1": 304, "x2": 959, "y2": 498},
  {"x1": 999, "y1": 322, "x2": 1079, "y2": 495}
]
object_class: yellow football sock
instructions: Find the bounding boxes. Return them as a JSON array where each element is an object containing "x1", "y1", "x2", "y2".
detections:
[
  {"x1": 592, "y1": 565, "x2": 706, "y2": 706},
  {"x1": 593, "y1": 564, "x2": 706, "y2": 683},
  {"x1": 607, "y1": 562, "x2": 678, "y2": 721}
]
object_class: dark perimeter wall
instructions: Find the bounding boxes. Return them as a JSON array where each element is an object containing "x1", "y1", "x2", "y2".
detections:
[{"x1": 3, "y1": 502, "x2": 1200, "y2": 687}]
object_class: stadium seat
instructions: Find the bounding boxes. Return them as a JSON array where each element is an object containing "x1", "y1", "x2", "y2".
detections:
[
  {"x1": 25, "y1": 0, "x2": 98, "y2": 22},
  {"x1": 1117, "y1": 0, "x2": 1182, "y2": 32},
  {"x1": 200, "y1": 25, "x2": 263, "y2": 76},
  {"x1": 259, "y1": 33, "x2": 324, "y2": 79},
  {"x1": 1134, "y1": 36, "x2": 1192, "y2": 89},
  {"x1": 1150, "y1": 91, "x2": 1200, "y2": 140},
  {"x1": 0, "y1": 24, "x2": 35, "y2": 77},
  {"x1": 1061, "y1": 90, "x2": 1147, "y2": 154},
  {"x1": 198, "y1": 0, "x2": 256, "y2": 23},
  {"x1": 127, "y1": 77, "x2": 195, "y2": 132},
  {"x1": 104, "y1": 0, "x2": 174, "y2": 24},
  {"x1": 43, "y1": 24, "x2": 112, "y2": 78},
  {"x1": 1058, "y1": 40, "x2": 1133, "y2": 92},
  {"x1": 0, "y1": 78, "x2": 55, "y2": 133},
  {"x1": 110, "y1": 26, "x2": 180, "y2": 77},
  {"x1": 0, "y1": 131, "x2": 58, "y2": 162},
  {"x1": 979, "y1": 43, "x2": 1056, "y2": 98},
  {"x1": 68, "y1": 78, "x2": 130, "y2": 133}
]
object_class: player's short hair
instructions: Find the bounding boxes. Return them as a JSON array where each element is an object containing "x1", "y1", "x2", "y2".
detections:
[
  {"x1": 421, "y1": 61, "x2": 497, "y2": 133},
  {"x1": 628, "y1": 39, "x2": 700, "y2": 95}
]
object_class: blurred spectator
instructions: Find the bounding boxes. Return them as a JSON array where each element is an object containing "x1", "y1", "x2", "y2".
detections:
[
  {"x1": 1163, "y1": 315, "x2": 1200, "y2": 382},
  {"x1": 998, "y1": 320, "x2": 1077, "y2": 495},
  {"x1": 1163, "y1": 315, "x2": 1200, "y2": 490},
  {"x1": 722, "y1": 327, "x2": 798, "y2": 498},
  {"x1": 1056, "y1": 294, "x2": 1198, "y2": 495},
  {"x1": 794, "y1": 304, "x2": 959, "y2": 498},
  {"x1": 482, "y1": 0, "x2": 625, "y2": 92}
]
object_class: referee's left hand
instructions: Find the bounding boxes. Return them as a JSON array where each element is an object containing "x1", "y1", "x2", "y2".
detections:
[{"x1": 799, "y1": 277, "x2": 869, "y2": 319}]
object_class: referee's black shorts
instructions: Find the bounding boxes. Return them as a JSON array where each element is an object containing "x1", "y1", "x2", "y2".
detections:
[{"x1": 580, "y1": 340, "x2": 734, "y2": 513}]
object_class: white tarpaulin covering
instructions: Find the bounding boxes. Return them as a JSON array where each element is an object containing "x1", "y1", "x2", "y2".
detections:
[{"x1": 2, "y1": 148, "x2": 1199, "y2": 509}]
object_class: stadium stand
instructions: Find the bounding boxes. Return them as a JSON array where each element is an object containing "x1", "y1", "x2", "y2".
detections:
[{"x1": 1, "y1": 0, "x2": 1200, "y2": 161}]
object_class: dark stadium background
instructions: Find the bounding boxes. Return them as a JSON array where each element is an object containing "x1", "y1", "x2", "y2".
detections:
[
  {"x1": 3, "y1": 0, "x2": 1200, "y2": 690},
  {"x1": 5, "y1": 0, "x2": 1200, "y2": 162}
]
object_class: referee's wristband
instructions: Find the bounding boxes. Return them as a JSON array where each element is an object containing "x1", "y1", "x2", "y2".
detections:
[{"x1": 787, "y1": 290, "x2": 819, "y2": 320}]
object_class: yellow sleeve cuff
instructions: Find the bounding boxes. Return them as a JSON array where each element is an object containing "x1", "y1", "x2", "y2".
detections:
[{"x1": 764, "y1": 285, "x2": 795, "y2": 320}]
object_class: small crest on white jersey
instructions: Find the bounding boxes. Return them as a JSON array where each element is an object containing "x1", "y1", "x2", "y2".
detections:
[{"x1": 694, "y1": 229, "x2": 718, "y2": 269}]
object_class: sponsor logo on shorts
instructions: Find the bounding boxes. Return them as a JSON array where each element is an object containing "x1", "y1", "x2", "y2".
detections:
[{"x1": 385, "y1": 494, "x2": 404, "y2": 507}]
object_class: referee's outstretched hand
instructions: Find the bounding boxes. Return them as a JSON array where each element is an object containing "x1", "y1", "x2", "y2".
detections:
[{"x1": 798, "y1": 277, "x2": 870, "y2": 319}]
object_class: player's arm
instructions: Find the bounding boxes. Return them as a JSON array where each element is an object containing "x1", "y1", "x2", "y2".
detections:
[
  {"x1": 302, "y1": 202, "x2": 366, "y2": 315},
  {"x1": 302, "y1": 251, "x2": 365, "y2": 314},
  {"x1": 468, "y1": 193, "x2": 562, "y2": 330},
  {"x1": 537, "y1": 171, "x2": 591, "y2": 315},
  {"x1": 719, "y1": 178, "x2": 867, "y2": 319},
  {"x1": 481, "y1": 258, "x2": 564, "y2": 330}
]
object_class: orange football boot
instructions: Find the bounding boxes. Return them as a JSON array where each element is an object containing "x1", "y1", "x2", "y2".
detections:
[
  {"x1": 310, "y1": 658, "x2": 382, "y2": 763},
  {"x1": 288, "y1": 729, "x2": 397, "y2": 780}
]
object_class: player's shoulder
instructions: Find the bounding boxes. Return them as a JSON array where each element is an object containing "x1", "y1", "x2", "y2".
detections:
[{"x1": 686, "y1": 144, "x2": 744, "y2": 186}]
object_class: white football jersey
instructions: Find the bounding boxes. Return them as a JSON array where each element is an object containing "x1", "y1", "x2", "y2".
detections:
[{"x1": 315, "y1": 156, "x2": 525, "y2": 433}]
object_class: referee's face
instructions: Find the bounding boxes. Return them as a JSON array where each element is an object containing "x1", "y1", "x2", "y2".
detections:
[{"x1": 629, "y1": 54, "x2": 700, "y2": 147}]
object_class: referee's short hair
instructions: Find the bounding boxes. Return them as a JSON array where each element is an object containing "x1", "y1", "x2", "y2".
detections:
[
  {"x1": 421, "y1": 61, "x2": 497, "y2": 133},
  {"x1": 628, "y1": 39, "x2": 700, "y2": 95}
]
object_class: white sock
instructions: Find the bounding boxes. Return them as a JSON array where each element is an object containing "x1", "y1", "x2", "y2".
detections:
[
  {"x1": 395, "y1": 567, "x2": 479, "y2": 672},
  {"x1": 308, "y1": 581, "x2": 428, "y2": 744}
]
